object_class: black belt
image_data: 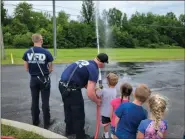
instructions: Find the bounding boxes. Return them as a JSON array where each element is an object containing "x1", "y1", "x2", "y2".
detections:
[
  {"x1": 59, "y1": 61, "x2": 82, "y2": 92},
  {"x1": 59, "y1": 81, "x2": 81, "y2": 90},
  {"x1": 31, "y1": 74, "x2": 49, "y2": 77}
]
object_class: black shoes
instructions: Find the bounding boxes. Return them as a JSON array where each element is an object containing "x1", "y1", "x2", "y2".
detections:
[
  {"x1": 33, "y1": 119, "x2": 40, "y2": 126},
  {"x1": 66, "y1": 133, "x2": 92, "y2": 139},
  {"x1": 84, "y1": 134, "x2": 93, "y2": 139},
  {"x1": 44, "y1": 119, "x2": 56, "y2": 129},
  {"x1": 32, "y1": 118, "x2": 56, "y2": 129},
  {"x1": 65, "y1": 132, "x2": 75, "y2": 137},
  {"x1": 65, "y1": 126, "x2": 75, "y2": 137}
]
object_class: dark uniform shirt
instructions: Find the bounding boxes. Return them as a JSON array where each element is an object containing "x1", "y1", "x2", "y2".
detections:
[
  {"x1": 22, "y1": 47, "x2": 53, "y2": 76},
  {"x1": 61, "y1": 60, "x2": 99, "y2": 88}
]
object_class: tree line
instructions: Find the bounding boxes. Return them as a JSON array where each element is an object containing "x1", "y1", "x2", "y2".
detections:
[{"x1": 1, "y1": 0, "x2": 185, "y2": 49}]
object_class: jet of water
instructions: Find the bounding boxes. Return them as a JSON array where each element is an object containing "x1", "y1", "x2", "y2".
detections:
[
  {"x1": 105, "y1": 15, "x2": 110, "y2": 48},
  {"x1": 104, "y1": 10, "x2": 114, "y2": 63},
  {"x1": 95, "y1": 1, "x2": 100, "y2": 55},
  {"x1": 95, "y1": 1, "x2": 102, "y2": 82}
]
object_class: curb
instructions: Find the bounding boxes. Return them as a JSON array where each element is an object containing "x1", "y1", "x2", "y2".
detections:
[{"x1": 1, "y1": 118, "x2": 67, "y2": 139}]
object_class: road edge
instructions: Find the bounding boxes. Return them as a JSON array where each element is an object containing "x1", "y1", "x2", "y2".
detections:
[{"x1": 1, "y1": 118, "x2": 67, "y2": 139}]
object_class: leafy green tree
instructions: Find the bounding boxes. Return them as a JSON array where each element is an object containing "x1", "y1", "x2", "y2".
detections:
[
  {"x1": 31, "y1": 11, "x2": 50, "y2": 31},
  {"x1": 57, "y1": 11, "x2": 69, "y2": 26},
  {"x1": 9, "y1": 19, "x2": 29, "y2": 35},
  {"x1": 179, "y1": 14, "x2": 185, "y2": 25},
  {"x1": 12, "y1": 32, "x2": 32, "y2": 48},
  {"x1": 14, "y1": 2, "x2": 35, "y2": 32},
  {"x1": 1, "y1": 1, "x2": 7, "y2": 25},
  {"x1": 2, "y1": 1, "x2": 185, "y2": 48},
  {"x1": 107, "y1": 8, "x2": 122, "y2": 27},
  {"x1": 80, "y1": 0, "x2": 95, "y2": 24}
]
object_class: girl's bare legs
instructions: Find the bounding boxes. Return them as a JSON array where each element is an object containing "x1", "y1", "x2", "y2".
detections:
[
  {"x1": 103, "y1": 124, "x2": 109, "y2": 138},
  {"x1": 111, "y1": 134, "x2": 118, "y2": 139}
]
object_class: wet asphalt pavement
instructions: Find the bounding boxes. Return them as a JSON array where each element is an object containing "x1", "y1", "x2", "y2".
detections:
[{"x1": 1, "y1": 60, "x2": 184, "y2": 138}]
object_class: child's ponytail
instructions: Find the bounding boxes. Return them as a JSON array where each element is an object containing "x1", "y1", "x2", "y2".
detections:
[
  {"x1": 120, "y1": 83, "x2": 133, "y2": 104},
  {"x1": 154, "y1": 111, "x2": 164, "y2": 138},
  {"x1": 148, "y1": 94, "x2": 167, "y2": 138}
]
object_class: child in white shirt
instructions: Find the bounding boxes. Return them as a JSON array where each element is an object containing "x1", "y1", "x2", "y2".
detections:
[{"x1": 96, "y1": 72, "x2": 119, "y2": 138}]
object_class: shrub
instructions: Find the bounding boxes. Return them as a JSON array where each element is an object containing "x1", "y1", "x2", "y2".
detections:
[{"x1": 12, "y1": 33, "x2": 32, "y2": 48}]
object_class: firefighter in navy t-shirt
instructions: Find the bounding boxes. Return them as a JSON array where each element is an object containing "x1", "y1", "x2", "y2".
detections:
[
  {"x1": 58, "y1": 53, "x2": 109, "y2": 139},
  {"x1": 22, "y1": 34, "x2": 55, "y2": 129}
]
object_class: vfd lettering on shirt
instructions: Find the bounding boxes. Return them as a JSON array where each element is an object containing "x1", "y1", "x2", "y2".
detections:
[
  {"x1": 27, "y1": 53, "x2": 46, "y2": 64},
  {"x1": 75, "y1": 60, "x2": 90, "y2": 68}
]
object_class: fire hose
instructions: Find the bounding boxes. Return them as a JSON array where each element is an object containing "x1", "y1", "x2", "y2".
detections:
[
  {"x1": 94, "y1": 105, "x2": 101, "y2": 139},
  {"x1": 94, "y1": 79, "x2": 103, "y2": 139}
]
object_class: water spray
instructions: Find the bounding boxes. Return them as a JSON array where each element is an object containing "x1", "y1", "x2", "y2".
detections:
[
  {"x1": 94, "y1": 1, "x2": 101, "y2": 139},
  {"x1": 95, "y1": 1, "x2": 103, "y2": 89}
]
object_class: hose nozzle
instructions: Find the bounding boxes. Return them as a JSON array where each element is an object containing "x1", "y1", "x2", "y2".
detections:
[{"x1": 98, "y1": 80, "x2": 103, "y2": 89}]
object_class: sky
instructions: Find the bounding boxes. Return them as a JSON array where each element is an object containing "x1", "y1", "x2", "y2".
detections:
[{"x1": 4, "y1": 1, "x2": 185, "y2": 20}]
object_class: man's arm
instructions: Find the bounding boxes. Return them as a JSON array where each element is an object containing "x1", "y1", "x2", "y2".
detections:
[
  {"x1": 48, "y1": 62, "x2": 53, "y2": 73},
  {"x1": 95, "y1": 88, "x2": 103, "y2": 97},
  {"x1": 22, "y1": 51, "x2": 28, "y2": 71},
  {"x1": 24, "y1": 61, "x2": 29, "y2": 71},
  {"x1": 87, "y1": 80, "x2": 101, "y2": 105},
  {"x1": 46, "y1": 51, "x2": 54, "y2": 73}
]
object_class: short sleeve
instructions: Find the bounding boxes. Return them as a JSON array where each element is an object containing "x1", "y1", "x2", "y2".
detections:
[
  {"x1": 138, "y1": 120, "x2": 146, "y2": 134},
  {"x1": 115, "y1": 104, "x2": 125, "y2": 118},
  {"x1": 164, "y1": 120, "x2": 168, "y2": 130},
  {"x1": 87, "y1": 65, "x2": 98, "y2": 83},
  {"x1": 46, "y1": 51, "x2": 54, "y2": 62},
  {"x1": 22, "y1": 52, "x2": 27, "y2": 61},
  {"x1": 96, "y1": 89, "x2": 103, "y2": 97}
]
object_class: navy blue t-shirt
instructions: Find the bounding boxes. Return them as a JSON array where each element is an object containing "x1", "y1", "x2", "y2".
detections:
[
  {"x1": 61, "y1": 60, "x2": 99, "y2": 88},
  {"x1": 22, "y1": 47, "x2": 54, "y2": 76},
  {"x1": 115, "y1": 102, "x2": 148, "y2": 139}
]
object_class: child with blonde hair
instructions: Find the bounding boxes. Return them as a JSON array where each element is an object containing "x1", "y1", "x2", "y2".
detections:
[
  {"x1": 137, "y1": 93, "x2": 168, "y2": 139},
  {"x1": 96, "y1": 72, "x2": 119, "y2": 138},
  {"x1": 115, "y1": 84, "x2": 151, "y2": 139},
  {"x1": 110, "y1": 83, "x2": 133, "y2": 139}
]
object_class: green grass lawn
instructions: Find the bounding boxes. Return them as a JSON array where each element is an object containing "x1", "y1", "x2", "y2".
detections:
[
  {"x1": 1, "y1": 48, "x2": 184, "y2": 65},
  {"x1": 1, "y1": 124, "x2": 44, "y2": 139}
]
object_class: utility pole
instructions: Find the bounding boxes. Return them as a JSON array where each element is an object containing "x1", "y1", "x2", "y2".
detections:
[
  {"x1": 0, "y1": 25, "x2": 5, "y2": 60},
  {"x1": 53, "y1": 0, "x2": 57, "y2": 59}
]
